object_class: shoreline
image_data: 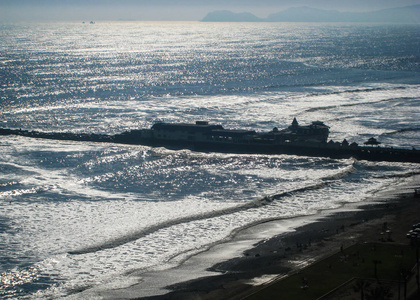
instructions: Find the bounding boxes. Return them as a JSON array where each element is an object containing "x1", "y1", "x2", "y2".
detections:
[{"x1": 97, "y1": 175, "x2": 420, "y2": 300}]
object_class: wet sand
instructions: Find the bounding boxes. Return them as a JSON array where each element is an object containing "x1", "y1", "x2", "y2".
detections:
[
  {"x1": 137, "y1": 175, "x2": 420, "y2": 300},
  {"x1": 95, "y1": 175, "x2": 419, "y2": 300}
]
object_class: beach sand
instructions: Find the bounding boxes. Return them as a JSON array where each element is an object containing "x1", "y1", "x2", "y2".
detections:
[{"x1": 134, "y1": 175, "x2": 420, "y2": 300}]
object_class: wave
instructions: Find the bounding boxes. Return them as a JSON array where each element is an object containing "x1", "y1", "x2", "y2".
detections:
[
  {"x1": 382, "y1": 127, "x2": 420, "y2": 136},
  {"x1": 0, "y1": 186, "x2": 44, "y2": 198},
  {"x1": 0, "y1": 181, "x2": 19, "y2": 188},
  {"x1": 304, "y1": 95, "x2": 419, "y2": 116},
  {"x1": 371, "y1": 170, "x2": 420, "y2": 180},
  {"x1": 308, "y1": 86, "x2": 407, "y2": 98},
  {"x1": 68, "y1": 160, "x2": 357, "y2": 256},
  {"x1": 320, "y1": 159, "x2": 357, "y2": 181},
  {"x1": 68, "y1": 181, "x2": 332, "y2": 255},
  {"x1": 304, "y1": 98, "x2": 393, "y2": 113}
]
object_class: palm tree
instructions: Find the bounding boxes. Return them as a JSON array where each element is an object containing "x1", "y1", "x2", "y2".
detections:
[
  {"x1": 353, "y1": 279, "x2": 370, "y2": 300},
  {"x1": 366, "y1": 285, "x2": 393, "y2": 300}
]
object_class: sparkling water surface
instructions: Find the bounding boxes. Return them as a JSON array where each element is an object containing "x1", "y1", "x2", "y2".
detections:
[{"x1": 0, "y1": 22, "x2": 419, "y2": 298}]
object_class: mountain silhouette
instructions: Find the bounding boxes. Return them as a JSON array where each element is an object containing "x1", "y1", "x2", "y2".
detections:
[{"x1": 202, "y1": 5, "x2": 420, "y2": 23}]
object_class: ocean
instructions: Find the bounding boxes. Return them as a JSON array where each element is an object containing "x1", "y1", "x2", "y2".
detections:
[{"x1": 0, "y1": 21, "x2": 419, "y2": 299}]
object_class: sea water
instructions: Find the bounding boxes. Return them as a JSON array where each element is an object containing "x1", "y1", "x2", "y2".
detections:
[{"x1": 0, "y1": 21, "x2": 419, "y2": 299}]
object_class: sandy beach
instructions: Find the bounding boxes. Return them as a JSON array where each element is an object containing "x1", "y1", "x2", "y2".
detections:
[{"x1": 113, "y1": 174, "x2": 420, "y2": 300}]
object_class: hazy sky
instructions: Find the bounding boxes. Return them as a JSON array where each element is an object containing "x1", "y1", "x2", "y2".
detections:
[{"x1": 1, "y1": 0, "x2": 420, "y2": 21}]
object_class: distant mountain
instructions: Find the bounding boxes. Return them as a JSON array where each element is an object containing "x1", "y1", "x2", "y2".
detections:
[
  {"x1": 201, "y1": 10, "x2": 262, "y2": 22},
  {"x1": 202, "y1": 5, "x2": 420, "y2": 23},
  {"x1": 267, "y1": 5, "x2": 420, "y2": 23}
]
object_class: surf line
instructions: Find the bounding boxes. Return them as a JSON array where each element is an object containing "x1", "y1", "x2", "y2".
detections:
[
  {"x1": 68, "y1": 183, "x2": 329, "y2": 256},
  {"x1": 69, "y1": 163, "x2": 360, "y2": 255}
]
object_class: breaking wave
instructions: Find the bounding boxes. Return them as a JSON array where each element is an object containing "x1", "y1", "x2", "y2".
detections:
[
  {"x1": 382, "y1": 127, "x2": 420, "y2": 135},
  {"x1": 68, "y1": 182, "x2": 331, "y2": 255},
  {"x1": 69, "y1": 160, "x2": 357, "y2": 256}
]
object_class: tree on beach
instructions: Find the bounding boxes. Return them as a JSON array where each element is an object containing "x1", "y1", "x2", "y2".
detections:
[
  {"x1": 353, "y1": 279, "x2": 370, "y2": 300},
  {"x1": 372, "y1": 259, "x2": 381, "y2": 278}
]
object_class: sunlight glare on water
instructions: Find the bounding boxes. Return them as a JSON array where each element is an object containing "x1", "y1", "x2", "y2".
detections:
[{"x1": 0, "y1": 21, "x2": 419, "y2": 298}]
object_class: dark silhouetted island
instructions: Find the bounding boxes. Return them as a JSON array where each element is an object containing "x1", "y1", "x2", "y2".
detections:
[
  {"x1": 201, "y1": 5, "x2": 420, "y2": 23},
  {"x1": 1, "y1": 119, "x2": 419, "y2": 163}
]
